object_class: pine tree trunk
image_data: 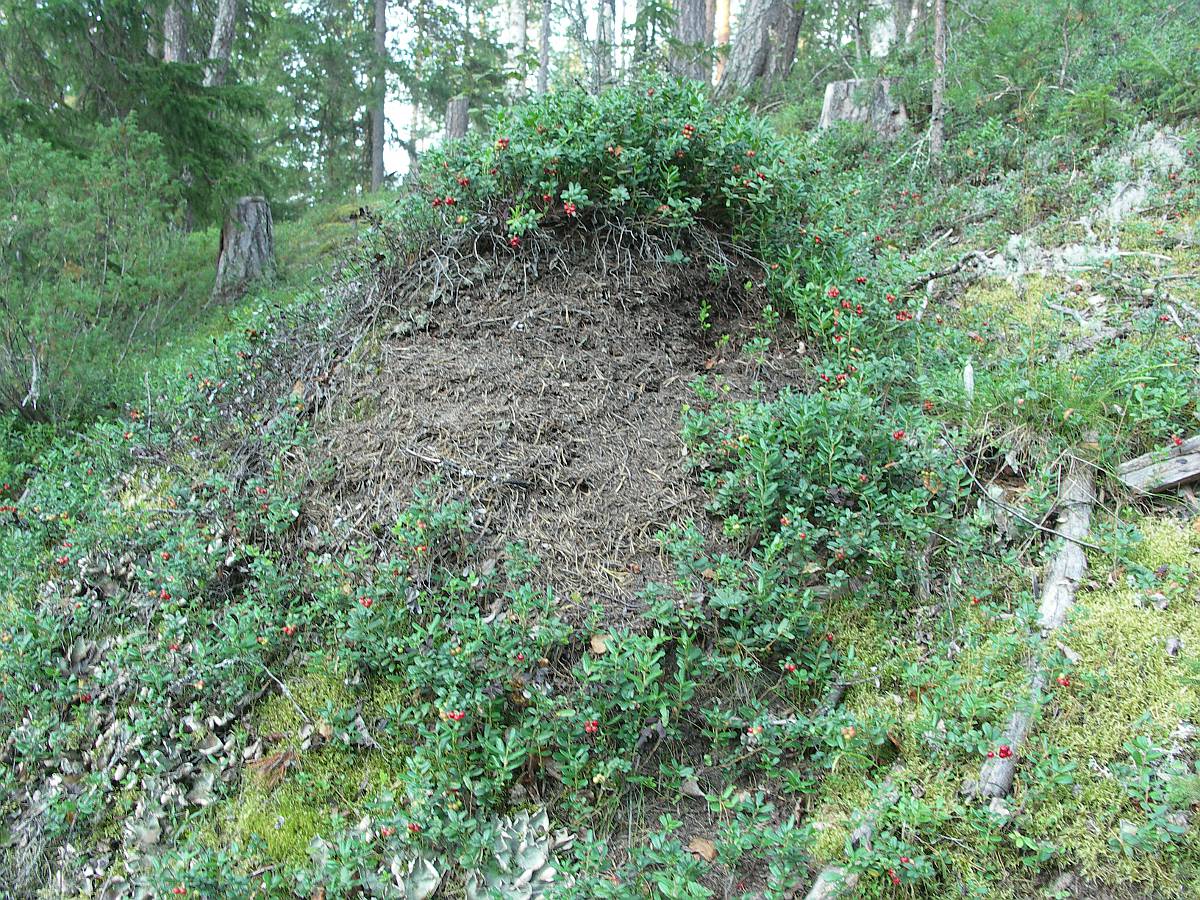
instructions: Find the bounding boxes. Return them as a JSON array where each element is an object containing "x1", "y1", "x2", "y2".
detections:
[
  {"x1": 768, "y1": 0, "x2": 803, "y2": 81},
  {"x1": 596, "y1": 0, "x2": 613, "y2": 89},
  {"x1": 537, "y1": 0, "x2": 551, "y2": 93},
  {"x1": 445, "y1": 95, "x2": 469, "y2": 139},
  {"x1": 715, "y1": 0, "x2": 798, "y2": 96},
  {"x1": 204, "y1": 0, "x2": 237, "y2": 86},
  {"x1": 892, "y1": 0, "x2": 912, "y2": 48},
  {"x1": 514, "y1": 0, "x2": 529, "y2": 92},
  {"x1": 703, "y1": 0, "x2": 716, "y2": 81},
  {"x1": 163, "y1": 0, "x2": 188, "y2": 63},
  {"x1": 370, "y1": 0, "x2": 387, "y2": 190},
  {"x1": 929, "y1": 0, "x2": 946, "y2": 161},
  {"x1": 670, "y1": 0, "x2": 708, "y2": 81},
  {"x1": 713, "y1": 0, "x2": 731, "y2": 82},
  {"x1": 213, "y1": 197, "x2": 276, "y2": 299}
]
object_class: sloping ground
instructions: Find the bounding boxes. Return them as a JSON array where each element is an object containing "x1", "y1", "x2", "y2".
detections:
[{"x1": 298, "y1": 233, "x2": 806, "y2": 621}]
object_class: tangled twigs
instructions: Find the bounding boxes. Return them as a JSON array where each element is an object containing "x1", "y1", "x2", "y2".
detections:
[{"x1": 906, "y1": 249, "x2": 989, "y2": 294}]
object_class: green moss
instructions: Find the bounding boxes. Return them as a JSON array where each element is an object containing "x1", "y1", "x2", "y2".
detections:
[
  {"x1": 194, "y1": 658, "x2": 409, "y2": 869},
  {"x1": 959, "y1": 275, "x2": 1069, "y2": 333},
  {"x1": 1018, "y1": 516, "x2": 1200, "y2": 891}
]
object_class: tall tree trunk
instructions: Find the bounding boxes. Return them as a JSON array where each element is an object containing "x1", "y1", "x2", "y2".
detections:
[
  {"x1": 596, "y1": 0, "x2": 613, "y2": 89},
  {"x1": 670, "y1": 0, "x2": 708, "y2": 81},
  {"x1": 370, "y1": 0, "x2": 387, "y2": 190},
  {"x1": 929, "y1": 0, "x2": 946, "y2": 161},
  {"x1": 537, "y1": 0, "x2": 551, "y2": 93},
  {"x1": 768, "y1": 0, "x2": 803, "y2": 81},
  {"x1": 204, "y1": 0, "x2": 237, "y2": 86},
  {"x1": 892, "y1": 0, "x2": 912, "y2": 48},
  {"x1": 703, "y1": 0, "x2": 716, "y2": 80},
  {"x1": 162, "y1": 0, "x2": 188, "y2": 63},
  {"x1": 713, "y1": 0, "x2": 731, "y2": 82},
  {"x1": 514, "y1": 0, "x2": 529, "y2": 91},
  {"x1": 716, "y1": 0, "x2": 800, "y2": 96},
  {"x1": 445, "y1": 95, "x2": 469, "y2": 139}
]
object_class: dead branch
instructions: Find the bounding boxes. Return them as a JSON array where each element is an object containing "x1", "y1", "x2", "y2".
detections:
[
  {"x1": 963, "y1": 465, "x2": 1093, "y2": 800},
  {"x1": 906, "y1": 249, "x2": 989, "y2": 294},
  {"x1": 1117, "y1": 434, "x2": 1200, "y2": 494}
]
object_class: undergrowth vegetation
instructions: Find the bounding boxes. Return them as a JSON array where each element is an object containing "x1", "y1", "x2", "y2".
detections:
[{"x1": 2, "y1": 72, "x2": 1200, "y2": 899}]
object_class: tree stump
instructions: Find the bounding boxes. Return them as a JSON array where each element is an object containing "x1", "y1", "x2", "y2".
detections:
[
  {"x1": 445, "y1": 96, "x2": 469, "y2": 140},
  {"x1": 817, "y1": 79, "x2": 909, "y2": 140},
  {"x1": 213, "y1": 196, "x2": 276, "y2": 299}
]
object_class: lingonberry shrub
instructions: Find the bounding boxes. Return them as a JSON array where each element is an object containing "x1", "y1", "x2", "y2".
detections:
[{"x1": 387, "y1": 76, "x2": 809, "y2": 254}]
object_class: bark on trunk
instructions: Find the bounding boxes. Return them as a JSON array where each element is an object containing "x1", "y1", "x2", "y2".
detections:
[
  {"x1": 892, "y1": 0, "x2": 913, "y2": 48},
  {"x1": 204, "y1": 0, "x2": 237, "y2": 86},
  {"x1": 713, "y1": 0, "x2": 731, "y2": 81},
  {"x1": 715, "y1": 0, "x2": 798, "y2": 96},
  {"x1": 445, "y1": 95, "x2": 469, "y2": 139},
  {"x1": 163, "y1": 0, "x2": 188, "y2": 63},
  {"x1": 213, "y1": 197, "x2": 276, "y2": 299},
  {"x1": 514, "y1": 0, "x2": 529, "y2": 91},
  {"x1": 703, "y1": 0, "x2": 716, "y2": 81},
  {"x1": 818, "y1": 78, "x2": 910, "y2": 139},
  {"x1": 596, "y1": 0, "x2": 614, "y2": 89},
  {"x1": 929, "y1": 0, "x2": 946, "y2": 161},
  {"x1": 537, "y1": 0, "x2": 551, "y2": 93},
  {"x1": 370, "y1": 0, "x2": 387, "y2": 190},
  {"x1": 670, "y1": 0, "x2": 709, "y2": 81}
]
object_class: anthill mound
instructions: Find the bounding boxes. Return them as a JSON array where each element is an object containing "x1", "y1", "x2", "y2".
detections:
[{"x1": 300, "y1": 229, "x2": 808, "y2": 621}]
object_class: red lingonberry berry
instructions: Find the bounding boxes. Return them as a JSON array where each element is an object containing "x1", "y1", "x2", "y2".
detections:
[
  {"x1": 998, "y1": 744, "x2": 1013, "y2": 759},
  {"x1": 360, "y1": 597, "x2": 373, "y2": 609},
  {"x1": 892, "y1": 429, "x2": 906, "y2": 440}
]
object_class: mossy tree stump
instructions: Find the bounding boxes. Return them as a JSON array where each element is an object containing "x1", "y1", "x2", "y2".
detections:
[{"x1": 213, "y1": 196, "x2": 276, "y2": 299}]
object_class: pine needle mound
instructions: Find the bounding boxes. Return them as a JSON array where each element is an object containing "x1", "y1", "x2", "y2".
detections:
[{"x1": 297, "y1": 228, "x2": 806, "y2": 622}]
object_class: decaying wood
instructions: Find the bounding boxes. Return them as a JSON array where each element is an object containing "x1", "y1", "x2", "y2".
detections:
[
  {"x1": 1117, "y1": 435, "x2": 1200, "y2": 494},
  {"x1": 964, "y1": 467, "x2": 1094, "y2": 799},
  {"x1": 907, "y1": 249, "x2": 988, "y2": 295}
]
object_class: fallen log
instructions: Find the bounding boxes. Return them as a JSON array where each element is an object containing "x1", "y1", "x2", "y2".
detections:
[
  {"x1": 803, "y1": 763, "x2": 903, "y2": 900},
  {"x1": 1117, "y1": 435, "x2": 1200, "y2": 494},
  {"x1": 964, "y1": 466, "x2": 1094, "y2": 800}
]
